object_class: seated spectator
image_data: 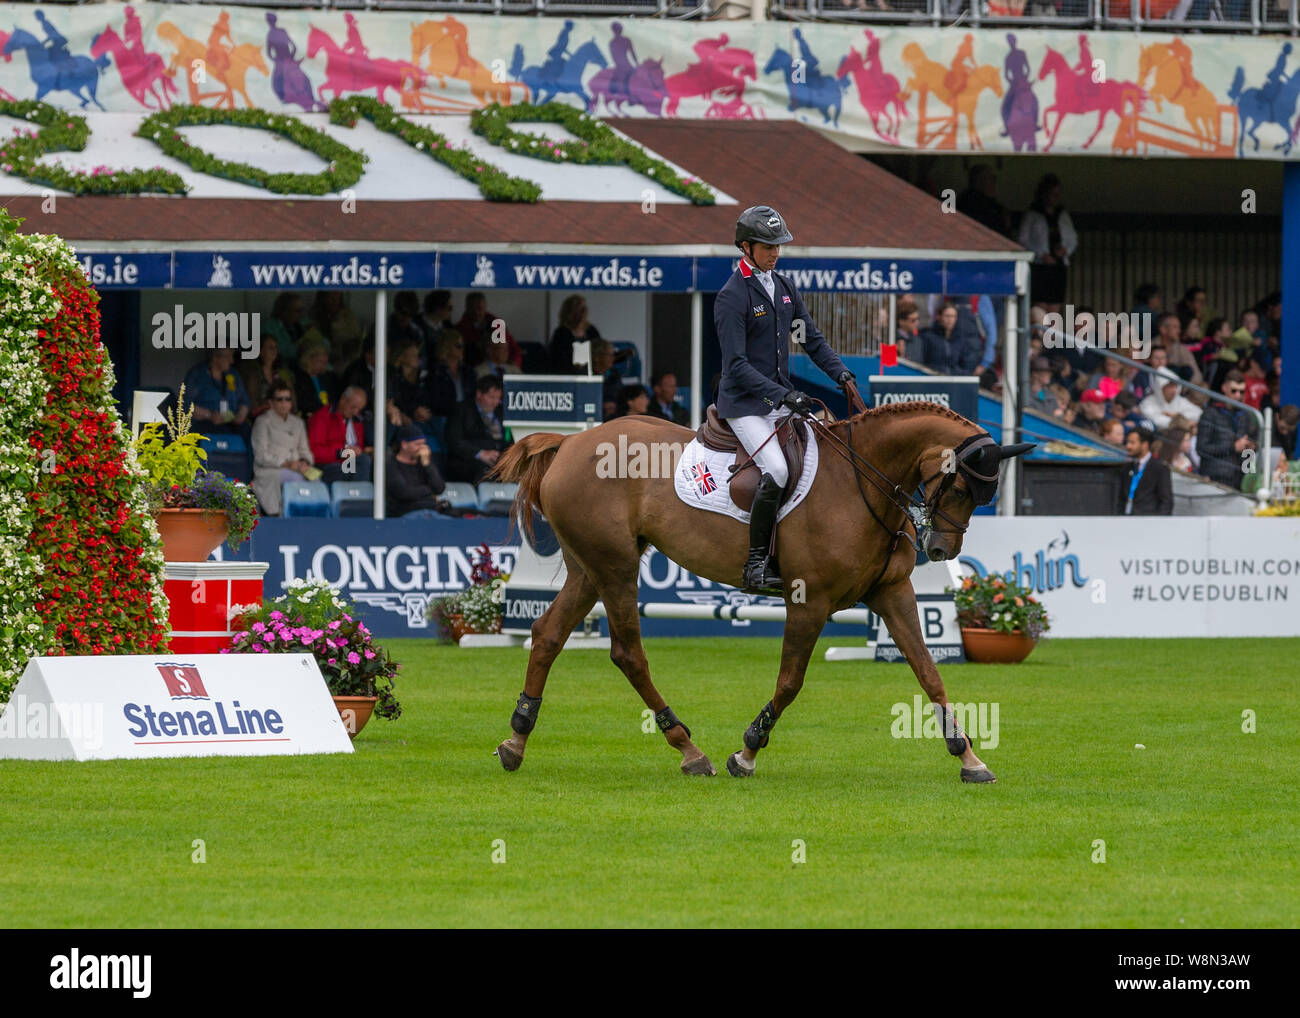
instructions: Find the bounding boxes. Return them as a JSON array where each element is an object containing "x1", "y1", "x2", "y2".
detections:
[
  {"x1": 389, "y1": 291, "x2": 431, "y2": 354},
  {"x1": 1028, "y1": 356, "x2": 1055, "y2": 414},
  {"x1": 1157, "y1": 424, "x2": 1196, "y2": 474},
  {"x1": 1239, "y1": 308, "x2": 1271, "y2": 371},
  {"x1": 648, "y1": 371, "x2": 689, "y2": 425},
  {"x1": 386, "y1": 424, "x2": 448, "y2": 518},
  {"x1": 1083, "y1": 354, "x2": 1133, "y2": 401},
  {"x1": 895, "y1": 298, "x2": 921, "y2": 359},
  {"x1": 1076, "y1": 389, "x2": 1110, "y2": 435},
  {"x1": 427, "y1": 329, "x2": 476, "y2": 417},
  {"x1": 240, "y1": 333, "x2": 293, "y2": 418},
  {"x1": 1048, "y1": 384, "x2": 1076, "y2": 425},
  {"x1": 446, "y1": 375, "x2": 511, "y2": 484},
  {"x1": 312, "y1": 291, "x2": 366, "y2": 374},
  {"x1": 1140, "y1": 367, "x2": 1202, "y2": 429},
  {"x1": 1242, "y1": 357, "x2": 1270, "y2": 409},
  {"x1": 250, "y1": 381, "x2": 315, "y2": 516},
  {"x1": 182, "y1": 349, "x2": 251, "y2": 440},
  {"x1": 1196, "y1": 317, "x2": 1231, "y2": 370},
  {"x1": 948, "y1": 298, "x2": 986, "y2": 374},
  {"x1": 1175, "y1": 285, "x2": 1207, "y2": 336},
  {"x1": 1155, "y1": 312, "x2": 1204, "y2": 388},
  {"x1": 308, "y1": 386, "x2": 373, "y2": 484},
  {"x1": 551, "y1": 294, "x2": 604, "y2": 374},
  {"x1": 1048, "y1": 352, "x2": 1084, "y2": 395},
  {"x1": 475, "y1": 333, "x2": 523, "y2": 383},
  {"x1": 421, "y1": 289, "x2": 455, "y2": 343},
  {"x1": 458, "y1": 292, "x2": 522, "y2": 369},
  {"x1": 1204, "y1": 347, "x2": 1239, "y2": 394},
  {"x1": 1197, "y1": 371, "x2": 1258, "y2": 489},
  {"x1": 1260, "y1": 368, "x2": 1283, "y2": 415},
  {"x1": 615, "y1": 384, "x2": 652, "y2": 418},
  {"x1": 293, "y1": 335, "x2": 340, "y2": 419},
  {"x1": 1112, "y1": 390, "x2": 1150, "y2": 431},
  {"x1": 342, "y1": 337, "x2": 377, "y2": 408},
  {"x1": 1099, "y1": 418, "x2": 1126, "y2": 446},
  {"x1": 1274, "y1": 404, "x2": 1299, "y2": 462},
  {"x1": 916, "y1": 302, "x2": 958, "y2": 373},
  {"x1": 1130, "y1": 282, "x2": 1163, "y2": 319},
  {"x1": 1120, "y1": 425, "x2": 1173, "y2": 516},
  {"x1": 389, "y1": 337, "x2": 438, "y2": 426},
  {"x1": 265, "y1": 291, "x2": 308, "y2": 365}
]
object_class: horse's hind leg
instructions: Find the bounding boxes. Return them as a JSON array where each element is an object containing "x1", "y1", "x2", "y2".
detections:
[
  {"x1": 870, "y1": 579, "x2": 994, "y2": 784},
  {"x1": 726, "y1": 599, "x2": 826, "y2": 778},
  {"x1": 495, "y1": 553, "x2": 597, "y2": 772}
]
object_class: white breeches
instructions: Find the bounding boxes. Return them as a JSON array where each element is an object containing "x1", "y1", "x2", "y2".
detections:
[{"x1": 727, "y1": 407, "x2": 789, "y2": 488}]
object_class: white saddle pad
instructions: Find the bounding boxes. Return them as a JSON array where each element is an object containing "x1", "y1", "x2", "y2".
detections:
[{"x1": 673, "y1": 432, "x2": 819, "y2": 524}]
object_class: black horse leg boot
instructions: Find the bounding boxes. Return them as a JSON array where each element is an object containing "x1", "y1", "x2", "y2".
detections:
[{"x1": 742, "y1": 472, "x2": 783, "y2": 592}]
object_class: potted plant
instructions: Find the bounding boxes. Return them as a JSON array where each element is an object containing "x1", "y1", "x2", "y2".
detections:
[
  {"x1": 226, "y1": 578, "x2": 401, "y2": 738},
  {"x1": 427, "y1": 544, "x2": 505, "y2": 643},
  {"x1": 948, "y1": 572, "x2": 1050, "y2": 663},
  {"x1": 132, "y1": 387, "x2": 258, "y2": 560}
]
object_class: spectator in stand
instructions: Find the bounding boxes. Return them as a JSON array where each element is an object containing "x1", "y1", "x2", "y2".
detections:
[
  {"x1": 1242, "y1": 356, "x2": 1270, "y2": 409},
  {"x1": 956, "y1": 164, "x2": 1013, "y2": 237},
  {"x1": 615, "y1": 384, "x2": 652, "y2": 418},
  {"x1": 1141, "y1": 367, "x2": 1202, "y2": 430},
  {"x1": 250, "y1": 380, "x2": 314, "y2": 516},
  {"x1": 389, "y1": 337, "x2": 439, "y2": 427},
  {"x1": 590, "y1": 339, "x2": 624, "y2": 420},
  {"x1": 1119, "y1": 425, "x2": 1173, "y2": 516},
  {"x1": 1155, "y1": 312, "x2": 1204, "y2": 388},
  {"x1": 550, "y1": 294, "x2": 603, "y2": 374},
  {"x1": 1028, "y1": 356, "x2": 1056, "y2": 414},
  {"x1": 1260, "y1": 367, "x2": 1283, "y2": 415},
  {"x1": 895, "y1": 298, "x2": 921, "y2": 360},
  {"x1": 1204, "y1": 347, "x2": 1239, "y2": 394},
  {"x1": 648, "y1": 371, "x2": 689, "y2": 425},
  {"x1": 386, "y1": 424, "x2": 448, "y2": 518},
  {"x1": 1100, "y1": 418, "x2": 1125, "y2": 446},
  {"x1": 427, "y1": 329, "x2": 475, "y2": 417},
  {"x1": 1049, "y1": 351, "x2": 1084, "y2": 396},
  {"x1": 1157, "y1": 424, "x2": 1196, "y2": 474},
  {"x1": 1112, "y1": 390, "x2": 1150, "y2": 432},
  {"x1": 421, "y1": 290, "x2": 455, "y2": 341},
  {"x1": 240, "y1": 333, "x2": 293, "y2": 419},
  {"x1": 1084, "y1": 354, "x2": 1132, "y2": 401},
  {"x1": 1076, "y1": 389, "x2": 1110, "y2": 435},
  {"x1": 389, "y1": 291, "x2": 430, "y2": 352},
  {"x1": 446, "y1": 375, "x2": 510, "y2": 484},
  {"x1": 1063, "y1": 306, "x2": 1101, "y2": 377},
  {"x1": 1048, "y1": 384, "x2": 1076, "y2": 425},
  {"x1": 311, "y1": 291, "x2": 365, "y2": 374},
  {"x1": 265, "y1": 292, "x2": 309, "y2": 365},
  {"x1": 1239, "y1": 308, "x2": 1271, "y2": 370},
  {"x1": 1130, "y1": 283, "x2": 1163, "y2": 319},
  {"x1": 183, "y1": 349, "x2": 251, "y2": 440},
  {"x1": 458, "y1": 292, "x2": 522, "y2": 369},
  {"x1": 1176, "y1": 286, "x2": 1207, "y2": 335},
  {"x1": 308, "y1": 385, "x2": 373, "y2": 484},
  {"x1": 1274, "y1": 404, "x2": 1299, "y2": 462},
  {"x1": 475, "y1": 334, "x2": 523, "y2": 383},
  {"x1": 1197, "y1": 371, "x2": 1258, "y2": 489},
  {"x1": 342, "y1": 337, "x2": 377, "y2": 409},
  {"x1": 1018, "y1": 173, "x2": 1076, "y2": 309},
  {"x1": 293, "y1": 335, "x2": 340, "y2": 420},
  {"x1": 1196, "y1": 317, "x2": 1231, "y2": 370},
  {"x1": 916, "y1": 302, "x2": 956, "y2": 373}
]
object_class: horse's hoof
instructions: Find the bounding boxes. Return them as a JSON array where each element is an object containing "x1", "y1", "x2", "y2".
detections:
[
  {"x1": 726, "y1": 751, "x2": 755, "y2": 778},
  {"x1": 495, "y1": 741, "x2": 523, "y2": 772},
  {"x1": 960, "y1": 766, "x2": 996, "y2": 784},
  {"x1": 680, "y1": 755, "x2": 716, "y2": 777}
]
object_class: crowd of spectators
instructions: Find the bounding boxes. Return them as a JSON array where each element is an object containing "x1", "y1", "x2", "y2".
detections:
[{"x1": 168, "y1": 289, "x2": 683, "y2": 519}]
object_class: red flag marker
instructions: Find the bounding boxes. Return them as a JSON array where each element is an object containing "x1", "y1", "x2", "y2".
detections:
[{"x1": 880, "y1": 343, "x2": 898, "y2": 368}]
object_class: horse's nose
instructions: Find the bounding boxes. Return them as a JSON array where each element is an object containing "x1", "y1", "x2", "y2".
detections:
[{"x1": 927, "y1": 547, "x2": 946, "y2": 562}]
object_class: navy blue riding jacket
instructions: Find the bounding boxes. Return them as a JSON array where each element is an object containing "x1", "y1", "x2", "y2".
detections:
[{"x1": 713, "y1": 259, "x2": 847, "y2": 418}]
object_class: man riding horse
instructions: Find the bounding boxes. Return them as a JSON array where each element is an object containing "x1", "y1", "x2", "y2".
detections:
[{"x1": 715, "y1": 206, "x2": 855, "y2": 592}]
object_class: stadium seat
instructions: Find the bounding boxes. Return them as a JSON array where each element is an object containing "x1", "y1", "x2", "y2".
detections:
[
  {"x1": 331, "y1": 480, "x2": 374, "y2": 518},
  {"x1": 441, "y1": 482, "x2": 479, "y2": 511},
  {"x1": 282, "y1": 480, "x2": 331, "y2": 518},
  {"x1": 201, "y1": 434, "x2": 252, "y2": 482},
  {"x1": 477, "y1": 481, "x2": 518, "y2": 516}
]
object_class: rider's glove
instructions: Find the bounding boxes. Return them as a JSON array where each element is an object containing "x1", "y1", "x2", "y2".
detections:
[
  {"x1": 782, "y1": 390, "x2": 813, "y2": 414},
  {"x1": 836, "y1": 370, "x2": 856, "y2": 385}
]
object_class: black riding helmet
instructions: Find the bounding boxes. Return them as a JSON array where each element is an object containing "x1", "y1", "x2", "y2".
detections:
[{"x1": 735, "y1": 205, "x2": 793, "y2": 251}]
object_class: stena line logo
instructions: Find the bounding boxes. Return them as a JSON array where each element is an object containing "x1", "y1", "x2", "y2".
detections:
[{"x1": 121, "y1": 665, "x2": 289, "y2": 744}]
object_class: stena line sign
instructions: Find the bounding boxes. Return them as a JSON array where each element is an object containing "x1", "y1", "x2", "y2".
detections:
[{"x1": 0, "y1": 654, "x2": 353, "y2": 761}]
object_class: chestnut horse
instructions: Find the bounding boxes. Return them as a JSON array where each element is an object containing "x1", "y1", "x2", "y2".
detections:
[{"x1": 489, "y1": 401, "x2": 1032, "y2": 782}]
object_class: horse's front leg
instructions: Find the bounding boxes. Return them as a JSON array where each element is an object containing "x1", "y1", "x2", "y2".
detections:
[
  {"x1": 870, "y1": 579, "x2": 995, "y2": 783},
  {"x1": 727, "y1": 598, "x2": 826, "y2": 778}
]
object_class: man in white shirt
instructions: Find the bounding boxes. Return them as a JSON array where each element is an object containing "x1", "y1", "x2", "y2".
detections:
[{"x1": 1140, "y1": 367, "x2": 1203, "y2": 429}]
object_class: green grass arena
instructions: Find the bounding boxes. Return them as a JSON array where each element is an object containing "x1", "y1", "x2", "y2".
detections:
[{"x1": 1, "y1": 636, "x2": 1295, "y2": 928}]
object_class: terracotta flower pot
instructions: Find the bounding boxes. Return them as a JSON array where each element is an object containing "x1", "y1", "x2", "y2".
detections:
[
  {"x1": 961, "y1": 627, "x2": 1037, "y2": 664},
  {"x1": 333, "y1": 695, "x2": 379, "y2": 739},
  {"x1": 154, "y1": 508, "x2": 228, "y2": 562},
  {"x1": 448, "y1": 613, "x2": 471, "y2": 643}
]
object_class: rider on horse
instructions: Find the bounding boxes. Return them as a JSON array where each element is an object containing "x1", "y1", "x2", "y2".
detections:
[{"x1": 714, "y1": 206, "x2": 855, "y2": 593}]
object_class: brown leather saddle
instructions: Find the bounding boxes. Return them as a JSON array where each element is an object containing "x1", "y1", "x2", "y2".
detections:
[{"x1": 696, "y1": 404, "x2": 808, "y2": 512}]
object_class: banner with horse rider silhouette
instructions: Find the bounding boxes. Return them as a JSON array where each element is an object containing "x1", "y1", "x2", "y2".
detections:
[{"x1": 1, "y1": 3, "x2": 1297, "y2": 159}]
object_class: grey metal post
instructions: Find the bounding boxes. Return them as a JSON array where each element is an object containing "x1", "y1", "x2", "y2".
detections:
[
  {"x1": 373, "y1": 290, "x2": 387, "y2": 520},
  {"x1": 690, "y1": 290, "x2": 703, "y2": 430}
]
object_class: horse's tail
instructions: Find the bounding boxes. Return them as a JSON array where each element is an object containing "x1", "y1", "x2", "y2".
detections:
[
  {"x1": 488, "y1": 432, "x2": 566, "y2": 543},
  {"x1": 509, "y1": 43, "x2": 523, "y2": 81},
  {"x1": 1228, "y1": 66, "x2": 1244, "y2": 104}
]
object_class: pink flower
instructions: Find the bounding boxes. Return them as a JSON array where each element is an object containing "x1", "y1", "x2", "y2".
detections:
[
  {"x1": 252, "y1": 622, "x2": 266, "y2": 634},
  {"x1": 328, "y1": 658, "x2": 337, "y2": 665},
  {"x1": 364, "y1": 650, "x2": 376, "y2": 660},
  {"x1": 347, "y1": 652, "x2": 361, "y2": 665},
  {"x1": 262, "y1": 631, "x2": 275, "y2": 642},
  {"x1": 270, "y1": 611, "x2": 283, "y2": 620},
  {"x1": 328, "y1": 621, "x2": 341, "y2": 630}
]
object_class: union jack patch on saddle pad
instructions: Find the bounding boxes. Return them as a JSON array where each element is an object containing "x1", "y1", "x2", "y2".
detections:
[{"x1": 692, "y1": 463, "x2": 716, "y2": 495}]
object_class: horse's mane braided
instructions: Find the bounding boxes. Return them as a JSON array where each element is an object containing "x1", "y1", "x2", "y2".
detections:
[{"x1": 823, "y1": 400, "x2": 977, "y2": 436}]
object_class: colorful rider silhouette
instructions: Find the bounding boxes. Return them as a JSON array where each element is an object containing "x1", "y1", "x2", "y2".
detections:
[
  {"x1": 343, "y1": 12, "x2": 369, "y2": 61},
  {"x1": 863, "y1": 29, "x2": 881, "y2": 70},
  {"x1": 542, "y1": 19, "x2": 574, "y2": 82},
  {"x1": 793, "y1": 28, "x2": 822, "y2": 81},
  {"x1": 944, "y1": 33, "x2": 976, "y2": 97},
  {"x1": 123, "y1": 5, "x2": 145, "y2": 56},
  {"x1": 34, "y1": 10, "x2": 71, "y2": 65},
  {"x1": 206, "y1": 12, "x2": 233, "y2": 82},
  {"x1": 1002, "y1": 32, "x2": 1030, "y2": 124},
  {"x1": 1167, "y1": 36, "x2": 1197, "y2": 103},
  {"x1": 694, "y1": 32, "x2": 728, "y2": 65},
  {"x1": 609, "y1": 22, "x2": 637, "y2": 97},
  {"x1": 265, "y1": 12, "x2": 296, "y2": 64},
  {"x1": 1073, "y1": 33, "x2": 1099, "y2": 102},
  {"x1": 444, "y1": 17, "x2": 471, "y2": 78},
  {"x1": 1261, "y1": 43, "x2": 1291, "y2": 121}
]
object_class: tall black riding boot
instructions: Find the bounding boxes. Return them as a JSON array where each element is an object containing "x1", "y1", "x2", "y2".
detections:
[{"x1": 742, "y1": 472, "x2": 783, "y2": 593}]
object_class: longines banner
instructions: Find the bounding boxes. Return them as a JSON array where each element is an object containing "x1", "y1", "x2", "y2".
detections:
[{"x1": 0, "y1": 3, "x2": 1295, "y2": 158}]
